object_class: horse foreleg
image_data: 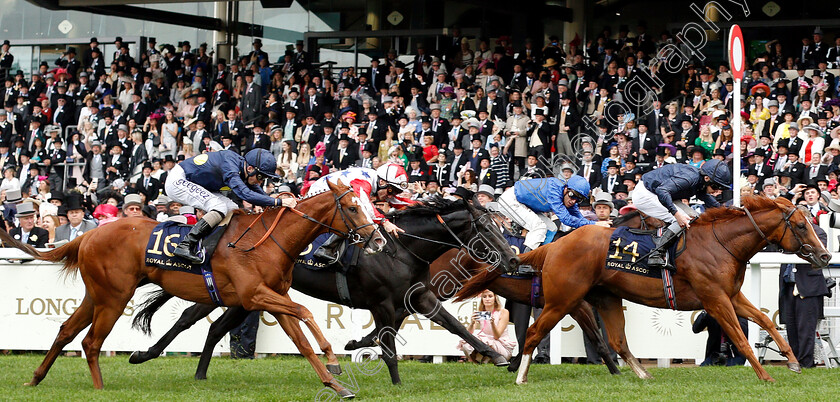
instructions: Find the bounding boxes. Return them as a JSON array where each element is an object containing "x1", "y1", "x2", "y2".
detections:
[
  {"x1": 345, "y1": 311, "x2": 409, "y2": 351},
  {"x1": 26, "y1": 294, "x2": 94, "y2": 386},
  {"x1": 195, "y1": 306, "x2": 250, "y2": 380},
  {"x1": 731, "y1": 292, "x2": 801, "y2": 373},
  {"x1": 413, "y1": 288, "x2": 509, "y2": 367},
  {"x1": 275, "y1": 314, "x2": 354, "y2": 399},
  {"x1": 594, "y1": 294, "x2": 651, "y2": 380},
  {"x1": 571, "y1": 301, "x2": 620, "y2": 375},
  {"x1": 129, "y1": 303, "x2": 217, "y2": 365},
  {"x1": 367, "y1": 304, "x2": 401, "y2": 385},
  {"x1": 702, "y1": 295, "x2": 774, "y2": 381}
]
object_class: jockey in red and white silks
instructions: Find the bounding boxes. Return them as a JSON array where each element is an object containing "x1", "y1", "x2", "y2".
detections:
[{"x1": 307, "y1": 163, "x2": 412, "y2": 236}]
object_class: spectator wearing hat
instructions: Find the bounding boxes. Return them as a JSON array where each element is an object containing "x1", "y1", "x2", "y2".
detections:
[
  {"x1": 122, "y1": 193, "x2": 144, "y2": 218},
  {"x1": 136, "y1": 161, "x2": 162, "y2": 201},
  {"x1": 476, "y1": 156, "x2": 497, "y2": 189},
  {"x1": 748, "y1": 148, "x2": 774, "y2": 185},
  {"x1": 10, "y1": 202, "x2": 49, "y2": 247},
  {"x1": 241, "y1": 69, "x2": 262, "y2": 124},
  {"x1": 555, "y1": 93, "x2": 579, "y2": 156},
  {"x1": 800, "y1": 124, "x2": 825, "y2": 163},
  {"x1": 105, "y1": 139, "x2": 129, "y2": 182},
  {"x1": 601, "y1": 160, "x2": 621, "y2": 194},
  {"x1": 328, "y1": 134, "x2": 357, "y2": 170},
  {"x1": 592, "y1": 192, "x2": 614, "y2": 222},
  {"x1": 527, "y1": 109, "x2": 551, "y2": 158},
  {"x1": 504, "y1": 100, "x2": 531, "y2": 172},
  {"x1": 54, "y1": 194, "x2": 96, "y2": 241},
  {"x1": 124, "y1": 88, "x2": 148, "y2": 125},
  {"x1": 633, "y1": 121, "x2": 659, "y2": 164}
]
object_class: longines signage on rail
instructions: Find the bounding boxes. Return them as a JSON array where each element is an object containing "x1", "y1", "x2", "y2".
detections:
[{"x1": 0, "y1": 263, "x2": 785, "y2": 361}]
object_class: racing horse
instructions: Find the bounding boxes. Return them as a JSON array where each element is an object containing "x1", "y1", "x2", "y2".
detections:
[
  {"x1": 0, "y1": 182, "x2": 384, "y2": 398},
  {"x1": 127, "y1": 196, "x2": 520, "y2": 385},
  {"x1": 457, "y1": 196, "x2": 831, "y2": 383}
]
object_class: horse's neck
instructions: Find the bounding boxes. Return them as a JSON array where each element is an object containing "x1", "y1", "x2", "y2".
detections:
[{"x1": 693, "y1": 213, "x2": 770, "y2": 263}]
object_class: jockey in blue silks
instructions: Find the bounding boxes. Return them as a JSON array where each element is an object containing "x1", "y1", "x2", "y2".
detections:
[
  {"x1": 498, "y1": 175, "x2": 611, "y2": 251},
  {"x1": 631, "y1": 159, "x2": 732, "y2": 269}
]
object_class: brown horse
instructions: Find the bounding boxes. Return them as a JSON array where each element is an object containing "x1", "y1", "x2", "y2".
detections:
[
  {"x1": 1, "y1": 181, "x2": 384, "y2": 398},
  {"x1": 457, "y1": 196, "x2": 831, "y2": 383}
]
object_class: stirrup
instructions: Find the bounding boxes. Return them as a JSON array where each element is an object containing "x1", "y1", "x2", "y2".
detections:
[
  {"x1": 314, "y1": 247, "x2": 340, "y2": 264},
  {"x1": 516, "y1": 265, "x2": 537, "y2": 275},
  {"x1": 174, "y1": 243, "x2": 204, "y2": 264}
]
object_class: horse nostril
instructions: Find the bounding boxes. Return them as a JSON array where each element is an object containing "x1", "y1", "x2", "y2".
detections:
[{"x1": 511, "y1": 257, "x2": 520, "y2": 266}]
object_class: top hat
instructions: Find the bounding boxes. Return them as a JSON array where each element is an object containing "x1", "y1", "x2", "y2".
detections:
[
  {"x1": 65, "y1": 194, "x2": 85, "y2": 211},
  {"x1": 15, "y1": 202, "x2": 36, "y2": 218}
]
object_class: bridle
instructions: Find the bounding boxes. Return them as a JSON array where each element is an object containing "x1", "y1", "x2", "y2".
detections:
[
  {"x1": 229, "y1": 188, "x2": 379, "y2": 257},
  {"x1": 743, "y1": 205, "x2": 818, "y2": 260},
  {"x1": 392, "y1": 209, "x2": 499, "y2": 266}
]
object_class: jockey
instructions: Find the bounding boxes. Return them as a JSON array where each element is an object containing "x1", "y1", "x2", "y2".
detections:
[
  {"x1": 166, "y1": 149, "x2": 289, "y2": 263},
  {"x1": 498, "y1": 175, "x2": 611, "y2": 252},
  {"x1": 632, "y1": 158, "x2": 731, "y2": 269},
  {"x1": 310, "y1": 163, "x2": 411, "y2": 262}
]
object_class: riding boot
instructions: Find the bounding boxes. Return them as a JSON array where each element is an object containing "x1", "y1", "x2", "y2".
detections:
[
  {"x1": 647, "y1": 226, "x2": 681, "y2": 270},
  {"x1": 174, "y1": 218, "x2": 216, "y2": 264},
  {"x1": 314, "y1": 234, "x2": 342, "y2": 264}
]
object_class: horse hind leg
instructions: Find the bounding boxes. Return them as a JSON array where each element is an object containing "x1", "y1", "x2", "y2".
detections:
[
  {"x1": 129, "y1": 303, "x2": 217, "y2": 365},
  {"x1": 195, "y1": 306, "x2": 250, "y2": 380},
  {"x1": 571, "y1": 301, "x2": 620, "y2": 375},
  {"x1": 82, "y1": 299, "x2": 133, "y2": 389},
  {"x1": 26, "y1": 294, "x2": 94, "y2": 386},
  {"x1": 703, "y1": 295, "x2": 774, "y2": 381},
  {"x1": 731, "y1": 292, "x2": 801, "y2": 373},
  {"x1": 595, "y1": 294, "x2": 651, "y2": 380}
]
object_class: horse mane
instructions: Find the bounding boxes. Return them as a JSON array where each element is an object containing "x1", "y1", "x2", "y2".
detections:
[
  {"x1": 693, "y1": 195, "x2": 779, "y2": 225},
  {"x1": 611, "y1": 210, "x2": 641, "y2": 227},
  {"x1": 387, "y1": 196, "x2": 468, "y2": 218}
]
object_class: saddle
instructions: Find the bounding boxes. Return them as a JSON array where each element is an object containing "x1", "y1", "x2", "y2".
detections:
[
  {"x1": 605, "y1": 226, "x2": 686, "y2": 309},
  {"x1": 295, "y1": 233, "x2": 364, "y2": 307},
  {"x1": 144, "y1": 219, "x2": 229, "y2": 306}
]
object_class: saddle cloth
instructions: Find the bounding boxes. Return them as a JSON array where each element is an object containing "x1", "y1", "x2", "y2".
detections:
[
  {"x1": 604, "y1": 226, "x2": 677, "y2": 279},
  {"x1": 295, "y1": 233, "x2": 362, "y2": 271},
  {"x1": 144, "y1": 221, "x2": 225, "y2": 273}
]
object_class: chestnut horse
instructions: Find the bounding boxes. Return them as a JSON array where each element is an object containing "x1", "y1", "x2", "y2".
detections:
[
  {"x1": 1, "y1": 182, "x2": 384, "y2": 398},
  {"x1": 457, "y1": 196, "x2": 831, "y2": 383}
]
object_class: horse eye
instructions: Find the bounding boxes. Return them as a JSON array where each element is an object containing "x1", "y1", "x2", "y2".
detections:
[
  {"x1": 798, "y1": 223, "x2": 806, "y2": 230},
  {"x1": 349, "y1": 207, "x2": 357, "y2": 213}
]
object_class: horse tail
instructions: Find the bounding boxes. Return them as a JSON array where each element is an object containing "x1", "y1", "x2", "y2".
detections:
[
  {"x1": 454, "y1": 244, "x2": 552, "y2": 302},
  {"x1": 132, "y1": 289, "x2": 175, "y2": 335},
  {"x1": 0, "y1": 228, "x2": 84, "y2": 278}
]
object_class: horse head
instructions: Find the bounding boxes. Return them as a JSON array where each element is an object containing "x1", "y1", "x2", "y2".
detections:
[
  {"x1": 748, "y1": 196, "x2": 832, "y2": 268},
  {"x1": 324, "y1": 180, "x2": 387, "y2": 254},
  {"x1": 388, "y1": 196, "x2": 519, "y2": 274}
]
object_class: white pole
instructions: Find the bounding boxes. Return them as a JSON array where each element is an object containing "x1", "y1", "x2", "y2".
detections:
[{"x1": 733, "y1": 78, "x2": 741, "y2": 207}]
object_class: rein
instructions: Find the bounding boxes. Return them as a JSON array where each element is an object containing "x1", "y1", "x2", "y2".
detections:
[
  {"x1": 391, "y1": 211, "x2": 494, "y2": 265},
  {"x1": 228, "y1": 189, "x2": 377, "y2": 253}
]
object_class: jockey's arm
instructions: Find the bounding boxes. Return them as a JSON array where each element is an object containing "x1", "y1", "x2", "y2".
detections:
[
  {"x1": 697, "y1": 192, "x2": 720, "y2": 209},
  {"x1": 551, "y1": 201, "x2": 593, "y2": 229},
  {"x1": 653, "y1": 178, "x2": 683, "y2": 215},
  {"x1": 223, "y1": 161, "x2": 278, "y2": 207},
  {"x1": 348, "y1": 178, "x2": 403, "y2": 235}
]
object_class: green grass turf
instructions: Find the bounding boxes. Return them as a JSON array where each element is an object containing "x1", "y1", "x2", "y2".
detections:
[{"x1": 0, "y1": 354, "x2": 836, "y2": 401}]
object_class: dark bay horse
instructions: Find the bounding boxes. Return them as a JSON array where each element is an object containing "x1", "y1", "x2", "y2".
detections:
[
  {"x1": 457, "y1": 196, "x2": 831, "y2": 383},
  {"x1": 127, "y1": 197, "x2": 519, "y2": 385},
  {"x1": 0, "y1": 182, "x2": 384, "y2": 398}
]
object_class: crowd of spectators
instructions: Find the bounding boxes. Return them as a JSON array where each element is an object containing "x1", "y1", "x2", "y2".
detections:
[{"x1": 0, "y1": 23, "x2": 838, "y2": 241}]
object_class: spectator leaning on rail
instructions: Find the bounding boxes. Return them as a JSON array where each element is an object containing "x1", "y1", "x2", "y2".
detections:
[
  {"x1": 630, "y1": 159, "x2": 731, "y2": 270},
  {"x1": 497, "y1": 174, "x2": 610, "y2": 252}
]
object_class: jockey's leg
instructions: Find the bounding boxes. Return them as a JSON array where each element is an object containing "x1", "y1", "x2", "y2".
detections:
[
  {"x1": 313, "y1": 234, "x2": 342, "y2": 263},
  {"x1": 498, "y1": 188, "x2": 547, "y2": 250},
  {"x1": 631, "y1": 180, "x2": 686, "y2": 269},
  {"x1": 165, "y1": 165, "x2": 234, "y2": 263}
]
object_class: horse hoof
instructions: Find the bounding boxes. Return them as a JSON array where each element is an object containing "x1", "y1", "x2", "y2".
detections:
[
  {"x1": 515, "y1": 378, "x2": 528, "y2": 385},
  {"x1": 492, "y1": 355, "x2": 510, "y2": 367},
  {"x1": 344, "y1": 340, "x2": 359, "y2": 351},
  {"x1": 23, "y1": 382, "x2": 36, "y2": 387},
  {"x1": 336, "y1": 388, "x2": 355, "y2": 399},
  {"x1": 788, "y1": 362, "x2": 802, "y2": 374},
  {"x1": 508, "y1": 355, "x2": 521, "y2": 372},
  {"x1": 194, "y1": 374, "x2": 207, "y2": 381},
  {"x1": 128, "y1": 351, "x2": 147, "y2": 364},
  {"x1": 327, "y1": 364, "x2": 343, "y2": 376}
]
